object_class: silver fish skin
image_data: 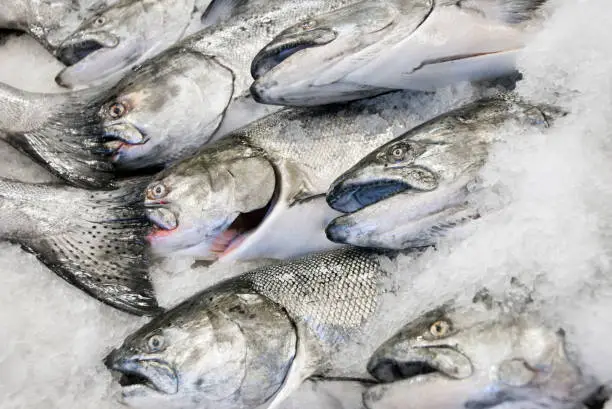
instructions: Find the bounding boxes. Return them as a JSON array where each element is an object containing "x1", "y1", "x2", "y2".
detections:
[
  {"x1": 103, "y1": 249, "x2": 570, "y2": 409},
  {"x1": 250, "y1": 0, "x2": 547, "y2": 106},
  {"x1": 0, "y1": 176, "x2": 160, "y2": 316},
  {"x1": 54, "y1": 0, "x2": 215, "y2": 88},
  {"x1": 0, "y1": 0, "x2": 360, "y2": 189},
  {"x1": 363, "y1": 297, "x2": 597, "y2": 409},
  {"x1": 142, "y1": 91, "x2": 428, "y2": 263},
  {"x1": 325, "y1": 96, "x2": 567, "y2": 250},
  {"x1": 0, "y1": 0, "x2": 117, "y2": 51}
]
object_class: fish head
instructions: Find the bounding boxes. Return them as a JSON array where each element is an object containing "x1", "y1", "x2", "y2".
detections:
[
  {"x1": 98, "y1": 50, "x2": 234, "y2": 170},
  {"x1": 144, "y1": 137, "x2": 277, "y2": 259},
  {"x1": 55, "y1": 0, "x2": 189, "y2": 88},
  {"x1": 249, "y1": 0, "x2": 432, "y2": 106},
  {"x1": 104, "y1": 289, "x2": 297, "y2": 409},
  {"x1": 325, "y1": 98, "x2": 566, "y2": 248},
  {"x1": 364, "y1": 297, "x2": 581, "y2": 409}
]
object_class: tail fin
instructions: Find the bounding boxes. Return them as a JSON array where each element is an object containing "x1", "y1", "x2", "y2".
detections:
[
  {"x1": 0, "y1": 177, "x2": 161, "y2": 316},
  {"x1": 0, "y1": 82, "x2": 116, "y2": 189},
  {"x1": 459, "y1": 0, "x2": 549, "y2": 24}
]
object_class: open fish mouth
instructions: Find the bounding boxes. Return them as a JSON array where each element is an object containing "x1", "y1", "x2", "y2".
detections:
[
  {"x1": 367, "y1": 345, "x2": 473, "y2": 383},
  {"x1": 146, "y1": 183, "x2": 279, "y2": 259},
  {"x1": 105, "y1": 355, "x2": 178, "y2": 395},
  {"x1": 327, "y1": 179, "x2": 413, "y2": 214},
  {"x1": 56, "y1": 39, "x2": 106, "y2": 66},
  {"x1": 251, "y1": 28, "x2": 337, "y2": 80},
  {"x1": 101, "y1": 125, "x2": 149, "y2": 162}
]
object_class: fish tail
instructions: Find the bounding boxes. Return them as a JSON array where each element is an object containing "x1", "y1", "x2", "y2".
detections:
[
  {"x1": 0, "y1": 81, "x2": 116, "y2": 189},
  {"x1": 0, "y1": 177, "x2": 161, "y2": 316}
]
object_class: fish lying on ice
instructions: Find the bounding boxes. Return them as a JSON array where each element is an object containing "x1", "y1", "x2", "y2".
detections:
[
  {"x1": 54, "y1": 0, "x2": 243, "y2": 88},
  {"x1": 363, "y1": 290, "x2": 601, "y2": 409},
  {"x1": 103, "y1": 248, "x2": 566, "y2": 409},
  {"x1": 0, "y1": 0, "x2": 117, "y2": 52},
  {"x1": 141, "y1": 91, "x2": 432, "y2": 262},
  {"x1": 250, "y1": 0, "x2": 547, "y2": 106},
  {"x1": 325, "y1": 95, "x2": 566, "y2": 250},
  {"x1": 0, "y1": 0, "x2": 361, "y2": 189},
  {"x1": 0, "y1": 176, "x2": 159, "y2": 315}
]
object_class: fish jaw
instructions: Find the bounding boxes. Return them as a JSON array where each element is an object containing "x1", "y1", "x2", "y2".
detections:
[{"x1": 104, "y1": 350, "x2": 179, "y2": 397}]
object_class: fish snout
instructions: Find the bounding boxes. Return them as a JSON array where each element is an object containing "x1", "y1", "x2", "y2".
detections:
[
  {"x1": 103, "y1": 348, "x2": 122, "y2": 370},
  {"x1": 146, "y1": 207, "x2": 178, "y2": 231},
  {"x1": 325, "y1": 215, "x2": 355, "y2": 244}
]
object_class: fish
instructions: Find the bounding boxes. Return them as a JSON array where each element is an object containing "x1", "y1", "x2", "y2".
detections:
[
  {"x1": 103, "y1": 248, "x2": 405, "y2": 409},
  {"x1": 54, "y1": 0, "x2": 232, "y2": 88},
  {"x1": 0, "y1": 0, "x2": 117, "y2": 52},
  {"x1": 250, "y1": 0, "x2": 547, "y2": 106},
  {"x1": 0, "y1": 0, "x2": 362, "y2": 188},
  {"x1": 363, "y1": 295, "x2": 598, "y2": 409},
  {"x1": 0, "y1": 176, "x2": 160, "y2": 315},
  {"x1": 102, "y1": 249, "x2": 560, "y2": 409},
  {"x1": 141, "y1": 90, "x2": 431, "y2": 262},
  {"x1": 325, "y1": 95, "x2": 566, "y2": 250}
]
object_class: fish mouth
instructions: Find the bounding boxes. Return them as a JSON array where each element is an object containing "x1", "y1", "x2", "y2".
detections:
[
  {"x1": 146, "y1": 183, "x2": 279, "y2": 259},
  {"x1": 101, "y1": 123, "x2": 149, "y2": 163},
  {"x1": 251, "y1": 28, "x2": 337, "y2": 80},
  {"x1": 56, "y1": 40, "x2": 105, "y2": 66},
  {"x1": 327, "y1": 179, "x2": 412, "y2": 214},
  {"x1": 105, "y1": 354, "x2": 178, "y2": 395},
  {"x1": 56, "y1": 31, "x2": 119, "y2": 66},
  {"x1": 367, "y1": 345, "x2": 473, "y2": 383}
]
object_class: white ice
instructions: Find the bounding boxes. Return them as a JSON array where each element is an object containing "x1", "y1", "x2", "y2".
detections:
[{"x1": 1, "y1": 0, "x2": 611, "y2": 407}]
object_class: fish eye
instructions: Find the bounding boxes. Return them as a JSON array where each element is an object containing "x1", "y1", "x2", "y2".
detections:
[
  {"x1": 147, "y1": 334, "x2": 165, "y2": 352},
  {"x1": 429, "y1": 320, "x2": 451, "y2": 337},
  {"x1": 301, "y1": 20, "x2": 316, "y2": 30},
  {"x1": 93, "y1": 16, "x2": 106, "y2": 26},
  {"x1": 387, "y1": 144, "x2": 409, "y2": 162},
  {"x1": 108, "y1": 102, "x2": 127, "y2": 118},
  {"x1": 147, "y1": 182, "x2": 168, "y2": 200}
]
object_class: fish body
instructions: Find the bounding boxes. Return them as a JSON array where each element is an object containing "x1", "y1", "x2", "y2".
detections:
[
  {"x1": 363, "y1": 294, "x2": 597, "y2": 409},
  {"x1": 0, "y1": 176, "x2": 159, "y2": 315},
  {"x1": 325, "y1": 95, "x2": 566, "y2": 250},
  {"x1": 142, "y1": 91, "x2": 429, "y2": 262},
  {"x1": 104, "y1": 249, "x2": 577, "y2": 409},
  {"x1": 250, "y1": 0, "x2": 547, "y2": 106},
  {"x1": 0, "y1": 0, "x2": 361, "y2": 188}
]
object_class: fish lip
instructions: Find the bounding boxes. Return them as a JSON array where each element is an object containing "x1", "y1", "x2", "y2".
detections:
[
  {"x1": 102, "y1": 124, "x2": 149, "y2": 159},
  {"x1": 56, "y1": 39, "x2": 106, "y2": 66},
  {"x1": 367, "y1": 345, "x2": 473, "y2": 383},
  {"x1": 250, "y1": 28, "x2": 338, "y2": 80},
  {"x1": 106, "y1": 356, "x2": 179, "y2": 395},
  {"x1": 327, "y1": 179, "x2": 411, "y2": 213},
  {"x1": 144, "y1": 203, "x2": 178, "y2": 236}
]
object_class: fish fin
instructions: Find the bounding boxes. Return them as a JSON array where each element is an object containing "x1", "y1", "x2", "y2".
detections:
[
  {"x1": 456, "y1": 0, "x2": 548, "y2": 24},
  {"x1": 200, "y1": 0, "x2": 248, "y2": 27},
  {"x1": 4, "y1": 88, "x2": 116, "y2": 189},
  {"x1": 16, "y1": 178, "x2": 161, "y2": 316}
]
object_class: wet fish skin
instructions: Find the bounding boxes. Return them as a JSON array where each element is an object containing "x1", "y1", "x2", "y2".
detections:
[
  {"x1": 0, "y1": 0, "x2": 118, "y2": 52},
  {"x1": 104, "y1": 248, "x2": 392, "y2": 409},
  {"x1": 54, "y1": 0, "x2": 202, "y2": 88},
  {"x1": 0, "y1": 0, "x2": 360, "y2": 188},
  {"x1": 325, "y1": 96, "x2": 567, "y2": 250},
  {"x1": 104, "y1": 249, "x2": 568, "y2": 409},
  {"x1": 363, "y1": 296, "x2": 593, "y2": 409},
  {"x1": 250, "y1": 0, "x2": 547, "y2": 106},
  {"x1": 0, "y1": 176, "x2": 160, "y2": 316},
  {"x1": 142, "y1": 90, "x2": 433, "y2": 262}
]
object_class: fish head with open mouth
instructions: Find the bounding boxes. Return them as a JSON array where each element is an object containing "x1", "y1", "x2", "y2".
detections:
[
  {"x1": 143, "y1": 137, "x2": 277, "y2": 259},
  {"x1": 364, "y1": 294, "x2": 584, "y2": 409},
  {"x1": 98, "y1": 48, "x2": 234, "y2": 170},
  {"x1": 325, "y1": 97, "x2": 565, "y2": 249},
  {"x1": 55, "y1": 0, "x2": 195, "y2": 88},
  {"x1": 249, "y1": 0, "x2": 420, "y2": 105},
  {"x1": 104, "y1": 285, "x2": 297, "y2": 409}
]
